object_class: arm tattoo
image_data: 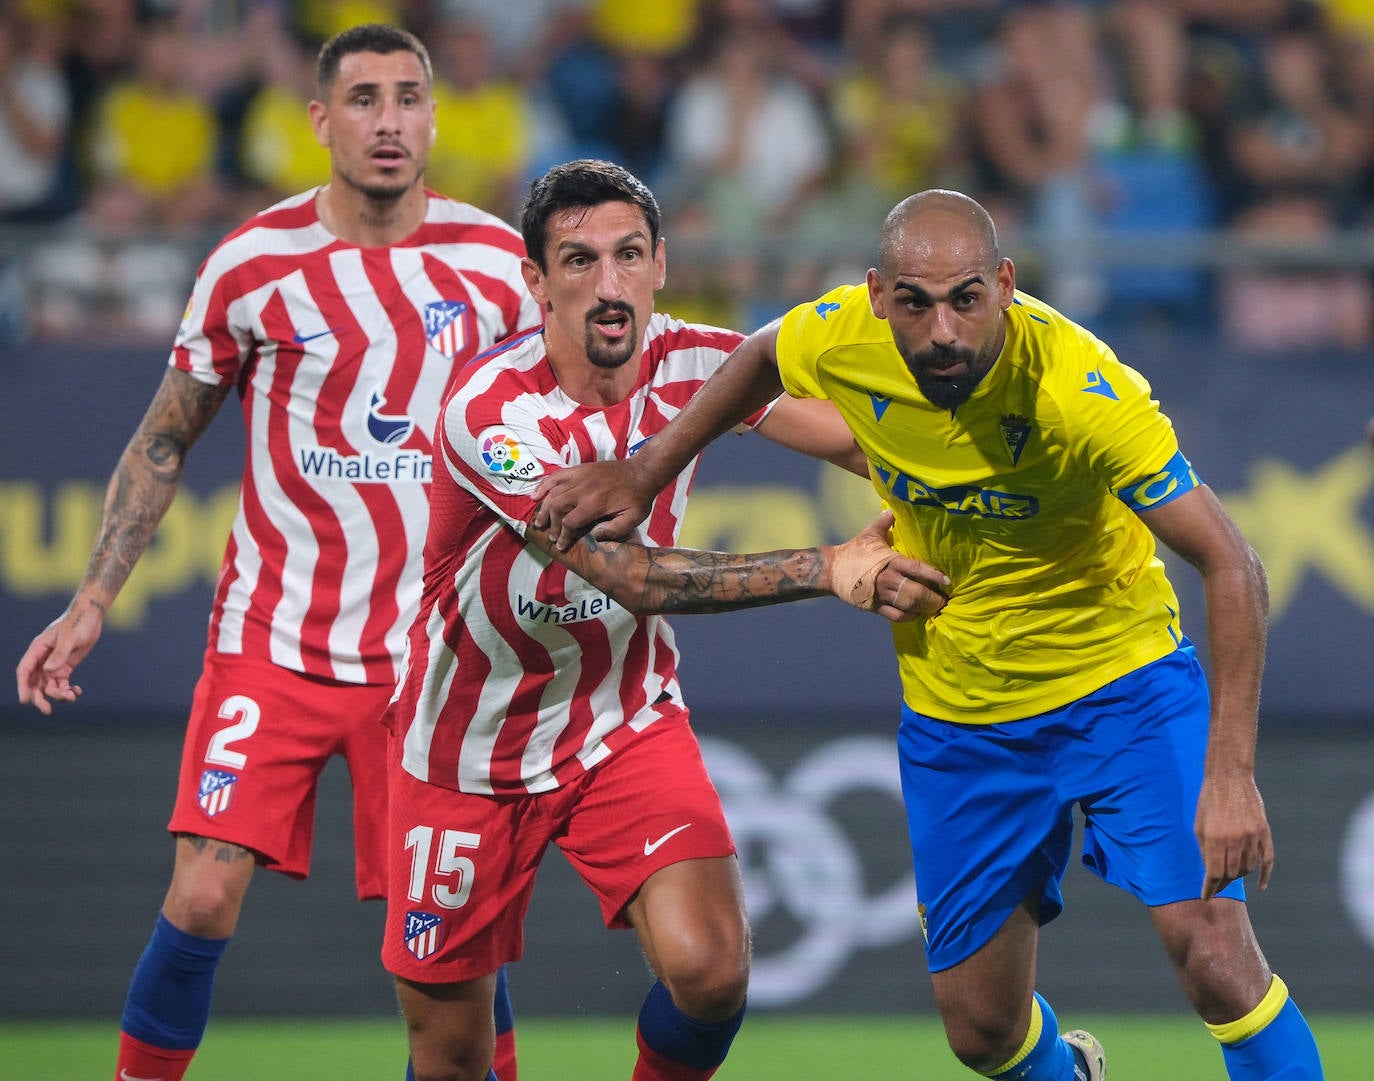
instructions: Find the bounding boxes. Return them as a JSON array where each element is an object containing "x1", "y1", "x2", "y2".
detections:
[
  {"x1": 85, "y1": 373, "x2": 229, "y2": 599},
  {"x1": 584, "y1": 536, "x2": 830, "y2": 615}
]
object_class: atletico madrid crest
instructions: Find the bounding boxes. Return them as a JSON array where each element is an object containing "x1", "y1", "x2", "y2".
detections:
[
  {"x1": 404, "y1": 910, "x2": 446, "y2": 961},
  {"x1": 197, "y1": 769, "x2": 237, "y2": 817},
  {"x1": 424, "y1": 300, "x2": 470, "y2": 359}
]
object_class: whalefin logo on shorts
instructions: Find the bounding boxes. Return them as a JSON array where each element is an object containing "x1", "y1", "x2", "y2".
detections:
[
  {"x1": 425, "y1": 300, "x2": 470, "y2": 359},
  {"x1": 197, "y1": 769, "x2": 237, "y2": 817},
  {"x1": 367, "y1": 390, "x2": 415, "y2": 446},
  {"x1": 404, "y1": 910, "x2": 445, "y2": 961}
]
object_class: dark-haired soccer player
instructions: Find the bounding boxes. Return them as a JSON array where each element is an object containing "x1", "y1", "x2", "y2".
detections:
[
  {"x1": 17, "y1": 24, "x2": 538, "y2": 1081},
  {"x1": 381, "y1": 158, "x2": 949, "y2": 1081}
]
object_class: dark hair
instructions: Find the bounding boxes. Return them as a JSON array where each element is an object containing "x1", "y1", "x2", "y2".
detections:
[
  {"x1": 520, "y1": 160, "x2": 661, "y2": 270},
  {"x1": 316, "y1": 23, "x2": 432, "y2": 96}
]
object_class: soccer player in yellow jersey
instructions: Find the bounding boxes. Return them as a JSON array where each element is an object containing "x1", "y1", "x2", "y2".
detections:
[{"x1": 531, "y1": 190, "x2": 1326, "y2": 1081}]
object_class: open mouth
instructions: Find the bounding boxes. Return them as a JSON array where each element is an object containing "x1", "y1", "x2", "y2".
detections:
[
  {"x1": 592, "y1": 310, "x2": 631, "y2": 338},
  {"x1": 371, "y1": 145, "x2": 407, "y2": 166}
]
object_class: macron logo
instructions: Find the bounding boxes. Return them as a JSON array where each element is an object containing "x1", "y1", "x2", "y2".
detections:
[
  {"x1": 643, "y1": 823, "x2": 693, "y2": 856},
  {"x1": 1081, "y1": 368, "x2": 1119, "y2": 400},
  {"x1": 814, "y1": 301, "x2": 841, "y2": 320}
]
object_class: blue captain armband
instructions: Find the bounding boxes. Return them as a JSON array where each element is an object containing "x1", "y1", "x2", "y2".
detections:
[{"x1": 1116, "y1": 449, "x2": 1202, "y2": 512}]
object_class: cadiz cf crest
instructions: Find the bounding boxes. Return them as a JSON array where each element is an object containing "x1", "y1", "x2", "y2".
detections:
[
  {"x1": 424, "y1": 300, "x2": 470, "y2": 359},
  {"x1": 1000, "y1": 414, "x2": 1031, "y2": 465},
  {"x1": 404, "y1": 910, "x2": 446, "y2": 961}
]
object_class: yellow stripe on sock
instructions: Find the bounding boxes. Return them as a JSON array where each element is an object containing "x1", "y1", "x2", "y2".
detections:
[
  {"x1": 1206, "y1": 974, "x2": 1289, "y2": 1045},
  {"x1": 984, "y1": 997, "x2": 1045, "y2": 1077}
]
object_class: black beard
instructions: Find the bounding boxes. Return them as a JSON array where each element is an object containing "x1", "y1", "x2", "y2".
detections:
[
  {"x1": 913, "y1": 369, "x2": 977, "y2": 411},
  {"x1": 908, "y1": 344, "x2": 983, "y2": 411},
  {"x1": 584, "y1": 302, "x2": 637, "y2": 370}
]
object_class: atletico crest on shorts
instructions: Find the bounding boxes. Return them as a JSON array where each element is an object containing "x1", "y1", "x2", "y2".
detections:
[
  {"x1": 197, "y1": 769, "x2": 238, "y2": 817},
  {"x1": 424, "y1": 300, "x2": 469, "y2": 360},
  {"x1": 404, "y1": 910, "x2": 446, "y2": 961}
]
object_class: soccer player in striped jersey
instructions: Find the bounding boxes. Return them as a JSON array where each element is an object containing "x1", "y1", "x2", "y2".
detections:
[
  {"x1": 531, "y1": 189, "x2": 1327, "y2": 1081},
  {"x1": 380, "y1": 159, "x2": 950, "y2": 1081},
  {"x1": 16, "y1": 24, "x2": 539, "y2": 1081}
]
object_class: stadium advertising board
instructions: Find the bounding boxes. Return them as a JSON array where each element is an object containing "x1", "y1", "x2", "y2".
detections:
[
  {"x1": 2, "y1": 339, "x2": 1372, "y2": 721},
  {"x1": 1, "y1": 721, "x2": 1369, "y2": 1016}
]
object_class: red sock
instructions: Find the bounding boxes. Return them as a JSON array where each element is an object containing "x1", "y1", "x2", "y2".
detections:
[
  {"x1": 493, "y1": 1026, "x2": 517, "y2": 1081},
  {"x1": 115, "y1": 1032, "x2": 196, "y2": 1081},
  {"x1": 630, "y1": 1029, "x2": 721, "y2": 1081}
]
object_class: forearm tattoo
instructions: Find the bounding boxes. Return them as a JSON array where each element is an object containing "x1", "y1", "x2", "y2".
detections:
[
  {"x1": 585, "y1": 536, "x2": 830, "y2": 614},
  {"x1": 86, "y1": 375, "x2": 227, "y2": 599}
]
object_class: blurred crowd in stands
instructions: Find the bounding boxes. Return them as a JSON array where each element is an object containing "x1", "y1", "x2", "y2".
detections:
[{"x1": 2, "y1": 0, "x2": 1373, "y2": 348}]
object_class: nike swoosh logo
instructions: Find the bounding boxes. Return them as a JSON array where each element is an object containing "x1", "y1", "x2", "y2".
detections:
[
  {"x1": 643, "y1": 823, "x2": 693, "y2": 856},
  {"x1": 120, "y1": 1071, "x2": 165, "y2": 1081},
  {"x1": 293, "y1": 327, "x2": 339, "y2": 344}
]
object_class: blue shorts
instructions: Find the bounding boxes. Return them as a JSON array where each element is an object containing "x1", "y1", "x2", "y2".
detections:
[{"x1": 898, "y1": 642, "x2": 1246, "y2": 972}]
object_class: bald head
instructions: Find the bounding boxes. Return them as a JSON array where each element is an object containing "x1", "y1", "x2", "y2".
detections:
[
  {"x1": 867, "y1": 188, "x2": 1014, "y2": 412},
  {"x1": 877, "y1": 190, "x2": 1000, "y2": 278}
]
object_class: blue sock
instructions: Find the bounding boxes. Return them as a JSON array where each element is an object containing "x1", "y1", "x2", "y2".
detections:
[
  {"x1": 986, "y1": 992, "x2": 1077, "y2": 1081},
  {"x1": 119, "y1": 912, "x2": 229, "y2": 1050},
  {"x1": 494, "y1": 964, "x2": 514, "y2": 1036},
  {"x1": 636, "y1": 979, "x2": 745, "y2": 1071},
  {"x1": 1216, "y1": 984, "x2": 1324, "y2": 1081}
]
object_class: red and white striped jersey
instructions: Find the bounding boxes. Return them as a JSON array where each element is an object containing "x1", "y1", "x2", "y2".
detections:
[
  {"x1": 172, "y1": 188, "x2": 541, "y2": 685},
  {"x1": 387, "y1": 313, "x2": 754, "y2": 794}
]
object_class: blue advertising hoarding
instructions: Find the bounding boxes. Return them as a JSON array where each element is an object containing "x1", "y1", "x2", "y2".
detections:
[{"x1": 3, "y1": 337, "x2": 1372, "y2": 723}]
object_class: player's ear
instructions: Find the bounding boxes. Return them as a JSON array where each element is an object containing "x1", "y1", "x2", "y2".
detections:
[
  {"x1": 309, "y1": 99, "x2": 328, "y2": 148},
  {"x1": 866, "y1": 268, "x2": 886, "y2": 319},
  {"x1": 521, "y1": 256, "x2": 549, "y2": 306},
  {"x1": 653, "y1": 237, "x2": 666, "y2": 291},
  {"x1": 997, "y1": 257, "x2": 1016, "y2": 309}
]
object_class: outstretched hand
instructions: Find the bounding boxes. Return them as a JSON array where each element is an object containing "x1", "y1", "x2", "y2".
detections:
[
  {"x1": 532, "y1": 458, "x2": 655, "y2": 551},
  {"x1": 15, "y1": 601, "x2": 104, "y2": 715},
  {"x1": 830, "y1": 510, "x2": 949, "y2": 622}
]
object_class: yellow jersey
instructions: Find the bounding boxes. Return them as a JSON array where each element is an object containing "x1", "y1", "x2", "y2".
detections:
[{"x1": 777, "y1": 285, "x2": 1194, "y2": 723}]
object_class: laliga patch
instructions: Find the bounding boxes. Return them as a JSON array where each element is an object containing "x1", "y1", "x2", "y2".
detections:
[
  {"x1": 197, "y1": 768, "x2": 237, "y2": 817},
  {"x1": 478, "y1": 429, "x2": 544, "y2": 483},
  {"x1": 403, "y1": 910, "x2": 446, "y2": 961}
]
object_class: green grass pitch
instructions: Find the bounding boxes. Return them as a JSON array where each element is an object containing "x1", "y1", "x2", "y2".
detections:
[{"x1": 3, "y1": 1014, "x2": 1370, "y2": 1080}]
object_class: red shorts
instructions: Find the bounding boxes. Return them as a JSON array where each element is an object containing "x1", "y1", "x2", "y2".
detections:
[
  {"x1": 167, "y1": 650, "x2": 395, "y2": 899},
  {"x1": 383, "y1": 713, "x2": 735, "y2": 983}
]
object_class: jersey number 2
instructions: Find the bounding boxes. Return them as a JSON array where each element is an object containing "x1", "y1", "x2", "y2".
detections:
[{"x1": 206, "y1": 694, "x2": 261, "y2": 768}]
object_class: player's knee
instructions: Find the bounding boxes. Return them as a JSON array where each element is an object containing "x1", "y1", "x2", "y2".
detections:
[
  {"x1": 942, "y1": 1010, "x2": 1025, "y2": 1073},
  {"x1": 163, "y1": 862, "x2": 252, "y2": 936},
  {"x1": 161, "y1": 881, "x2": 244, "y2": 937},
  {"x1": 660, "y1": 945, "x2": 750, "y2": 1020},
  {"x1": 1161, "y1": 903, "x2": 1268, "y2": 1019}
]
